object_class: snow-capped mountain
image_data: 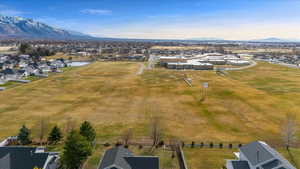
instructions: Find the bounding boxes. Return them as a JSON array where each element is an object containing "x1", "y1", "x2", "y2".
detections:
[{"x1": 0, "y1": 15, "x2": 92, "y2": 40}]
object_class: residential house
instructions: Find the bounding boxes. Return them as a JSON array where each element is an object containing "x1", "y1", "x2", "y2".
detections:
[
  {"x1": 23, "y1": 66, "x2": 40, "y2": 76},
  {"x1": 0, "y1": 146, "x2": 59, "y2": 169},
  {"x1": 0, "y1": 68, "x2": 18, "y2": 80},
  {"x1": 226, "y1": 141, "x2": 296, "y2": 169},
  {"x1": 98, "y1": 146, "x2": 159, "y2": 169}
]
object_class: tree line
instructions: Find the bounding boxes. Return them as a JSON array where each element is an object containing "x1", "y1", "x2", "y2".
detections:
[
  {"x1": 19, "y1": 43, "x2": 56, "y2": 57},
  {"x1": 17, "y1": 121, "x2": 96, "y2": 169}
]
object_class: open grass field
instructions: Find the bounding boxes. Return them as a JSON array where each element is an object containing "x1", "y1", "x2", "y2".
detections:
[
  {"x1": 46, "y1": 52, "x2": 93, "y2": 61},
  {"x1": 0, "y1": 61, "x2": 300, "y2": 141},
  {"x1": 0, "y1": 61, "x2": 299, "y2": 168},
  {"x1": 0, "y1": 46, "x2": 17, "y2": 54},
  {"x1": 0, "y1": 46, "x2": 14, "y2": 51},
  {"x1": 151, "y1": 45, "x2": 294, "y2": 54},
  {"x1": 151, "y1": 46, "x2": 206, "y2": 50}
]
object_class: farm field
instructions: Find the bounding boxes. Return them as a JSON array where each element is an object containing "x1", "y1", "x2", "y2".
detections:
[
  {"x1": 151, "y1": 45, "x2": 294, "y2": 54},
  {"x1": 46, "y1": 52, "x2": 93, "y2": 61},
  {"x1": 0, "y1": 46, "x2": 17, "y2": 54},
  {"x1": 0, "y1": 61, "x2": 299, "y2": 168}
]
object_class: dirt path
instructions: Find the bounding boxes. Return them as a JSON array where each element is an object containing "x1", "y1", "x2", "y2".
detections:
[
  {"x1": 136, "y1": 63, "x2": 145, "y2": 75},
  {"x1": 147, "y1": 55, "x2": 158, "y2": 70}
]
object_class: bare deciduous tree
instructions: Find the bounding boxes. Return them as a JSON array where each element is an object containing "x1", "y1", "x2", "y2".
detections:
[
  {"x1": 121, "y1": 128, "x2": 133, "y2": 146},
  {"x1": 150, "y1": 116, "x2": 162, "y2": 147},
  {"x1": 282, "y1": 113, "x2": 297, "y2": 150},
  {"x1": 38, "y1": 118, "x2": 49, "y2": 145},
  {"x1": 65, "y1": 117, "x2": 76, "y2": 132}
]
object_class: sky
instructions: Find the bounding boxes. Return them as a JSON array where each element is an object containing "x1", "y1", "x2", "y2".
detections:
[{"x1": 0, "y1": 0, "x2": 299, "y2": 40}]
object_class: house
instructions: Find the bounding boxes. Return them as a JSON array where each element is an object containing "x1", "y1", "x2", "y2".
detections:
[
  {"x1": 0, "y1": 68, "x2": 18, "y2": 80},
  {"x1": 0, "y1": 146, "x2": 59, "y2": 169},
  {"x1": 226, "y1": 141, "x2": 296, "y2": 169},
  {"x1": 98, "y1": 146, "x2": 159, "y2": 169}
]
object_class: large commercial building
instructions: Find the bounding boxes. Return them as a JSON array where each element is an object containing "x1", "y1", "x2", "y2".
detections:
[{"x1": 159, "y1": 53, "x2": 251, "y2": 70}]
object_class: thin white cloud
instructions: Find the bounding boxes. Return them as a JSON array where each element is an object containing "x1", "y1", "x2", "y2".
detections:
[
  {"x1": 0, "y1": 4, "x2": 24, "y2": 16},
  {"x1": 0, "y1": 9, "x2": 24, "y2": 16},
  {"x1": 36, "y1": 17, "x2": 80, "y2": 30},
  {"x1": 80, "y1": 9, "x2": 112, "y2": 15}
]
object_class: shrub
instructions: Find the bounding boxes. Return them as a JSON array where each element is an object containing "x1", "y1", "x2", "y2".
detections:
[{"x1": 191, "y1": 141, "x2": 195, "y2": 148}]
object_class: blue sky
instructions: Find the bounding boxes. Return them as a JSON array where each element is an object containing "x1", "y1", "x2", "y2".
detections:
[{"x1": 0, "y1": 0, "x2": 299, "y2": 40}]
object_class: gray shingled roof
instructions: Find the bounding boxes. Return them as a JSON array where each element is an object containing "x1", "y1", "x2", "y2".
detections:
[
  {"x1": 98, "y1": 147, "x2": 159, "y2": 169},
  {"x1": 240, "y1": 141, "x2": 274, "y2": 166},
  {"x1": 0, "y1": 147, "x2": 53, "y2": 169},
  {"x1": 240, "y1": 141, "x2": 296, "y2": 169},
  {"x1": 98, "y1": 146, "x2": 133, "y2": 169}
]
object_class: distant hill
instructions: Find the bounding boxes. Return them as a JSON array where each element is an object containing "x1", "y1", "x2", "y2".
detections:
[
  {"x1": 251, "y1": 37, "x2": 300, "y2": 43},
  {"x1": 0, "y1": 15, "x2": 95, "y2": 40},
  {"x1": 186, "y1": 37, "x2": 225, "y2": 41}
]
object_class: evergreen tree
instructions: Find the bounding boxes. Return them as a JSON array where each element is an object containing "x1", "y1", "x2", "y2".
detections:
[
  {"x1": 48, "y1": 125, "x2": 62, "y2": 144},
  {"x1": 62, "y1": 130, "x2": 92, "y2": 169},
  {"x1": 19, "y1": 43, "x2": 31, "y2": 54},
  {"x1": 17, "y1": 125, "x2": 31, "y2": 145},
  {"x1": 79, "y1": 121, "x2": 96, "y2": 143}
]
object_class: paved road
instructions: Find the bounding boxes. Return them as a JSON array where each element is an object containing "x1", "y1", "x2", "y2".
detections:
[
  {"x1": 274, "y1": 62, "x2": 300, "y2": 69},
  {"x1": 223, "y1": 60, "x2": 257, "y2": 71}
]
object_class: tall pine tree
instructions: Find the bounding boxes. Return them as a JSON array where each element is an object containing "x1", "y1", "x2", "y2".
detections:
[
  {"x1": 48, "y1": 125, "x2": 62, "y2": 144},
  {"x1": 62, "y1": 130, "x2": 92, "y2": 169},
  {"x1": 17, "y1": 125, "x2": 31, "y2": 145},
  {"x1": 79, "y1": 121, "x2": 96, "y2": 143}
]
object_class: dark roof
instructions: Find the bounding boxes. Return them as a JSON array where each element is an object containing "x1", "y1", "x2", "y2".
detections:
[
  {"x1": 98, "y1": 147, "x2": 159, "y2": 169},
  {"x1": 0, "y1": 69, "x2": 14, "y2": 75},
  {"x1": 125, "y1": 156, "x2": 159, "y2": 169},
  {"x1": 4, "y1": 61, "x2": 11, "y2": 64},
  {"x1": 98, "y1": 146, "x2": 133, "y2": 169},
  {"x1": 240, "y1": 141, "x2": 273, "y2": 166},
  {"x1": 231, "y1": 161, "x2": 250, "y2": 169},
  {"x1": 17, "y1": 70, "x2": 26, "y2": 74},
  {"x1": 0, "y1": 147, "x2": 52, "y2": 169}
]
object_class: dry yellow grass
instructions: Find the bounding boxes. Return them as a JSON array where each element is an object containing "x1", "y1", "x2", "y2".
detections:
[
  {"x1": 1, "y1": 61, "x2": 299, "y2": 169},
  {"x1": 151, "y1": 45, "x2": 294, "y2": 54},
  {"x1": 226, "y1": 48, "x2": 293, "y2": 54},
  {"x1": 151, "y1": 46, "x2": 206, "y2": 50},
  {"x1": 46, "y1": 52, "x2": 92, "y2": 61},
  {"x1": 0, "y1": 46, "x2": 14, "y2": 51},
  {"x1": 0, "y1": 61, "x2": 299, "y2": 143}
]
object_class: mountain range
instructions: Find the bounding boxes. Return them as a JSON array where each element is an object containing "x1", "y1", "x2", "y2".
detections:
[
  {"x1": 0, "y1": 15, "x2": 300, "y2": 42},
  {"x1": 0, "y1": 15, "x2": 94, "y2": 40},
  {"x1": 251, "y1": 37, "x2": 300, "y2": 43}
]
